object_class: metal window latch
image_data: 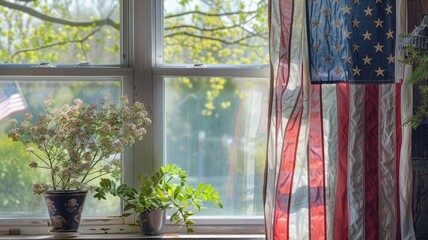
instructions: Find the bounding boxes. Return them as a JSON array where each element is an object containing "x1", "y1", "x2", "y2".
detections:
[
  {"x1": 76, "y1": 62, "x2": 93, "y2": 68},
  {"x1": 188, "y1": 63, "x2": 207, "y2": 68},
  {"x1": 37, "y1": 62, "x2": 56, "y2": 68}
]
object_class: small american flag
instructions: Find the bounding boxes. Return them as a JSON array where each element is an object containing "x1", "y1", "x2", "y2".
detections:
[
  {"x1": 307, "y1": 0, "x2": 396, "y2": 83},
  {"x1": 0, "y1": 82, "x2": 27, "y2": 121}
]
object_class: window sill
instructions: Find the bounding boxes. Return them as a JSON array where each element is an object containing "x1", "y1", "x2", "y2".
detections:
[{"x1": 0, "y1": 233, "x2": 265, "y2": 239}]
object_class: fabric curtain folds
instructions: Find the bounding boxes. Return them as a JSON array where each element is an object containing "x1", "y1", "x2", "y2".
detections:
[{"x1": 264, "y1": 0, "x2": 415, "y2": 239}]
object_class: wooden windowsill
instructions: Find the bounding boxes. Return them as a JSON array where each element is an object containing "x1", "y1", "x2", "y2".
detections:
[{"x1": 0, "y1": 233, "x2": 265, "y2": 239}]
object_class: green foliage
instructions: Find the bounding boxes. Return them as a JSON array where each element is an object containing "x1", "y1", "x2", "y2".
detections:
[
  {"x1": 401, "y1": 46, "x2": 428, "y2": 127},
  {"x1": 0, "y1": 134, "x2": 43, "y2": 211},
  {"x1": 94, "y1": 164, "x2": 223, "y2": 234},
  {"x1": 0, "y1": 0, "x2": 119, "y2": 64}
]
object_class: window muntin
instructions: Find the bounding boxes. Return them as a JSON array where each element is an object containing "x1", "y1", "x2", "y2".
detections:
[
  {"x1": 162, "y1": 0, "x2": 269, "y2": 65},
  {"x1": 164, "y1": 76, "x2": 268, "y2": 216},
  {"x1": 0, "y1": 78, "x2": 122, "y2": 217},
  {"x1": 0, "y1": 0, "x2": 120, "y2": 64}
]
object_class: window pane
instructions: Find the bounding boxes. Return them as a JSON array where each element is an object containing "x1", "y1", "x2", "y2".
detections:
[
  {"x1": 0, "y1": 0, "x2": 120, "y2": 64},
  {"x1": 0, "y1": 79, "x2": 121, "y2": 217},
  {"x1": 163, "y1": 0, "x2": 269, "y2": 65},
  {"x1": 164, "y1": 77, "x2": 269, "y2": 216}
]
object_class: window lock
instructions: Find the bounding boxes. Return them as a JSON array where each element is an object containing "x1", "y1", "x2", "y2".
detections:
[
  {"x1": 188, "y1": 63, "x2": 207, "y2": 68},
  {"x1": 76, "y1": 62, "x2": 93, "y2": 68},
  {"x1": 37, "y1": 62, "x2": 56, "y2": 68}
]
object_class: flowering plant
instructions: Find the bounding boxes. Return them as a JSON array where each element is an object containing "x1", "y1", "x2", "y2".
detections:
[{"x1": 8, "y1": 96, "x2": 151, "y2": 194}]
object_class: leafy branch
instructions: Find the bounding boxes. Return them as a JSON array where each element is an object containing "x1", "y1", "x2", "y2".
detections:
[
  {"x1": 0, "y1": 0, "x2": 119, "y2": 29},
  {"x1": 10, "y1": 26, "x2": 103, "y2": 62}
]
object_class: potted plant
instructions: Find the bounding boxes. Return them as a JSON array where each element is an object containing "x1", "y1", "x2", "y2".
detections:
[
  {"x1": 7, "y1": 95, "x2": 151, "y2": 237},
  {"x1": 94, "y1": 164, "x2": 223, "y2": 235}
]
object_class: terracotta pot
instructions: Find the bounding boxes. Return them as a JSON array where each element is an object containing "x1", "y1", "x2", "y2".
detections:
[
  {"x1": 43, "y1": 190, "x2": 87, "y2": 237},
  {"x1": 139, "y1": 208, "x2": 166, "y2": 235}
]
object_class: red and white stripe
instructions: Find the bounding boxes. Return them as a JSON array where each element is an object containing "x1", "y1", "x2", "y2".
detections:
[{"x1": 0, "y1": 93, "x2": 26, "y2": 121}]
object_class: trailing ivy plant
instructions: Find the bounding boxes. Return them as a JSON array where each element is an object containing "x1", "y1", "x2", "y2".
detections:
[{"x1": 94, "y1": 164, "x2": 223, "y2": 234}]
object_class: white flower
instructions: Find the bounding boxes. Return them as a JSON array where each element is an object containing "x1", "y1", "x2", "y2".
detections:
[
  {"x1": 8, "y1": 96, "x2": 151, "y2": 193},
  {"x1": 24, "y1": 113, "x2": 32, "y2": 121},
  {"x1": 44, "y1": 99, "x2": 53, "y2": 107},
  {"x1": 8, "y1": 119, "x2": 18, "y2": 125}
]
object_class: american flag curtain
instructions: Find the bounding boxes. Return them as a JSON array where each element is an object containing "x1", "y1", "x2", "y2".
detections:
[
  {"x1": 0, "y1": 82, "x2": 26, "y2": 121},
  {"x1": 264, "y1": 0, "x2": 415, "y2": 239}
]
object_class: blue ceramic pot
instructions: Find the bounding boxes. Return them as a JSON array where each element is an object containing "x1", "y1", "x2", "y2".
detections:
[{"x1": 43, "y1": 191, "x2": 87, "y2": 234}]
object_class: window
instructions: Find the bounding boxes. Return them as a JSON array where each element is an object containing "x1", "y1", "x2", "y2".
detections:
[
  {"x1": 0, "y1": 0, "x2": 120, "y2": 64},
  {"x1": 0, "y1": 0, "x2": 127, "y2": 224},
  {"x1": 155, "y1": 0, "x2": 269, "y2": 220},
  {"x1": 0, "y1": 0, "x2": 269, "y2": 235}
]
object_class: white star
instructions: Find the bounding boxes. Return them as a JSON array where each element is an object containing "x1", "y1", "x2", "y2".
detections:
[
  {"x1": 385, "y1": 4, "x2": 393, "y2": 15},
  {"x1": 363, "y1": 55, "x2": 372, "y2": 65},
  {"x1": 352, "y1": 43, "x2": 360, "y2": 52},
  {"x1": 323, "y1": 32, "x2": 330, "y2": 40},
  {"x1": 312, "y1": 20, "x2": 320, "y2": 28},
  {"x1": 375, "y1": 67, "x2": 385, "y2": 77},
  {"x1": 354, "y1": 0, "x2": 360, "y2": 4},
  {"x1": 343, "y1": 55, "x2": 352, "y2": 64},
  {"x1": 375, "y1": 0, "x2": 383, "y2": 3},
  {"x1": 386, "y1": 29, "x2": 394, "y2": 39},
  {"x1": 335, "y1": 67, "x2": 343, "y2": 76},
  {"x1": 387, "y1": 54, "x2": 395, "y2": 64},
  {"x1": 352, "y1": 18, "x2": 360, "y2": 28},
  {"x1": 324, "y1": 55, "x2": 332, "y2": 64},
  {"x1": 362, "y1": 30, "x2": 372, "y2": 40},
  {"x1": 335, "y1": 19, "x2": 341, "y2": 28},
  {"x1": 364, "y1": 6, "x2": 374, "y2": 16},
  {"x1": 313, "y1": 44, "x2": 320, "y2": 53},
  {"x1": 373, "y1": 42, "x2": 384, "y2": 53},
  {"x1": 374, "y1": 18, "x2": 384, "y2": 28},
  {"x1": 344, "y1": 29, "x2": 352, "y2": 39},
  {"x1": 323, "y1": 7, "x2": 330, "y2": 16},
  {"x1": 335, "y1": 43, "x2": 342, "y2": 52},
  {"x1": 343, "y1": 5, "x2": 352, "y2": 14},
  {"x1": 352, "y1": 66, "x2": 362, "y2": 76}
]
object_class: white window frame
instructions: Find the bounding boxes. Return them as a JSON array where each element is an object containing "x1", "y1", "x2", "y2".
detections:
[{"x1": 0, "y1": 0, "x2": 268, "y2": 236}]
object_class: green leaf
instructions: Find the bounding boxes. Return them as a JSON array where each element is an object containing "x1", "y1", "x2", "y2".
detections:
[
  {"x1": 186, "y1": 220, "x2": 195, "y2": 225},
  {"x1": 124, "y1": 203, "x2": 135, "y2": 211},
  {"x1": 173, "y1": 186, "x2": 182, "y2": 199},
  {"x1": 93, "y1": 192, "x2": 106, "y2": 200},
  {"x1": 122, "y1": 212, "x2": 132, "y2": 217}
]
